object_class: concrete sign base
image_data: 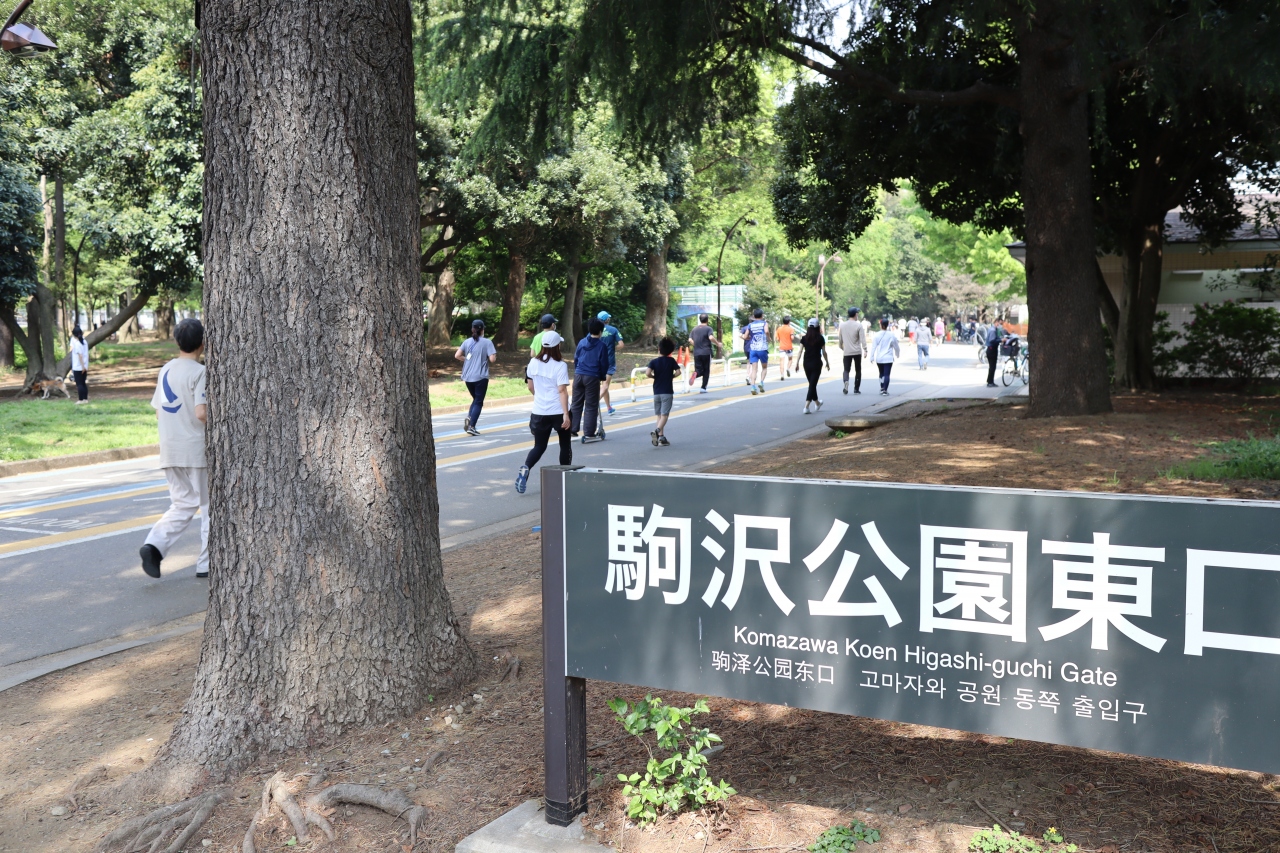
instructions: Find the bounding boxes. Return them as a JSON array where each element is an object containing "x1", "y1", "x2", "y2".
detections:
[{"x1": 455, "y1": 801, "x2": 608, "y2": 853}]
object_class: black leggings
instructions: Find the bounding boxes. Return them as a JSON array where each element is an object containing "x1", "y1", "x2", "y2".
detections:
[
  {"x1": 804, "y1": 361, "x2": 822, "y2": 402},
  {"x1": 525, "y1": 414, "x2": 573, "y2": 469},
  {"x1": 73, "y1": 370, "x2": 88, "y2": 401}
]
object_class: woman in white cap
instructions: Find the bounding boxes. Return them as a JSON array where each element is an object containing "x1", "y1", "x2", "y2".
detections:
[
  {"x1": 515, "y1": 331, "x2": 572, "y2": 494},
  {"x1": 798, "y1": 318, "x2": 830, "y2": 414}
]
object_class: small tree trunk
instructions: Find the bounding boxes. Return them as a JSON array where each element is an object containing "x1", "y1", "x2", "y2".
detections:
[
  {"x1": 560, "y1": 246, "x2": 582, "y2": 352},
  {"x1": 154, "y1": 0, "x2": 474, "y2": 791},
  {"x1": 0, "y1": 310, "x2": 13, "y2": 368},
  {"x1": 155, "y1": 298, "x2": 176, "y2": 339},
  {"x1": 639, "y1": 245, "x2": 670, "y2": 347},
  {"x1": 55, "y1": 177, "x2": 66, "y2": 338},
  {"x1": 1018, "y1": 5, "x2": 1111, "y2": 417},
  {"x1": 572, "y1": 274, "x2": 585, "y2": 343},
  {"x1": 426, "y1": 265, "x2": 456, "y2": 347},
  {"x1": 1114, "y1": 218, "x2": 1164, "y2": 391},
  {"x1": 496, "y1": 250, "x2": 527, "y2": 352}
]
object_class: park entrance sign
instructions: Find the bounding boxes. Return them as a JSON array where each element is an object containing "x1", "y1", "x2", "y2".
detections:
[{"x1": 539, "y1": 467, "x2": 1280, "y2": 825}]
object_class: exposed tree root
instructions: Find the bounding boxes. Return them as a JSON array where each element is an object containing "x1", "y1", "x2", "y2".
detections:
[
  {"x1": 308, "y1": 782, "x2": 428, "y2": 847},
  {"x1": 242, "y1": 772, "x2": 336, "y2": 853},
  {"x1": 65, "y1": 765, "x2": 109, "y2": 810},
  {"x1": 92, "y1": 788, "x2": 226, "y2": 853},
  {"x1": 498, "y1": 654, "x2": 521, "y2": 682}
]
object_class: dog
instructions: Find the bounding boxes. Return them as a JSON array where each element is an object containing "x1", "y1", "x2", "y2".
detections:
[{"x1": 32, "y1": 377, "x2": 71, "y2": 399}]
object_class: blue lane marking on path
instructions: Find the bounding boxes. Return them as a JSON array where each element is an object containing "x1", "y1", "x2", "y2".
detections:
[{"x1": 0, "y1": 481, "x2": 168, "y2": 512}]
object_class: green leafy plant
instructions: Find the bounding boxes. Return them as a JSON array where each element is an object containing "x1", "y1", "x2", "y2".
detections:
[
  {"x1": 808, "y1": 819, "x2": 882, "y2": 851},
  {"x1": 968, "y1": 825, "x2": 1077, "y2": 853},
  {"x1": 609, "y1": 695, "x2": 735, "y2": 823},
  {"x1": 1168, "y1": 301, "x2": 1280, "y2": 386},
  {"x1": 1164, "y1": 433, "x2": 1280, "y2": 480},
  {"x1": 829, "y1": 429, "x2": 848, "y2": 438}
]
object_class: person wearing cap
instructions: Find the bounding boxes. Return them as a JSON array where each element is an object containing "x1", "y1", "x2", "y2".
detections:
[
  {"x1": 455, "y1": 318, "x2": 497, "y2": 436},
  {"x1": 838, "y1": 306, "x2": 868, "y2": 395},
  {"x1": 515, "y1": 331, "x2": 572, "y2": 494},
  {"x1": 571, "y1": 318, "x2": 608, "y2": 442},
  {"x1": 742, "y1": 307, "x2": 769, "y2": 394},
  {"x1": 530, "y1": 313, "x2": 557, "y2": 357},
  {"x1": 596, "y1": 311, "x2": 624, "y2": 415},
  {"x1": 798, "y1": 318, "x2": 830, "y2": 414}
]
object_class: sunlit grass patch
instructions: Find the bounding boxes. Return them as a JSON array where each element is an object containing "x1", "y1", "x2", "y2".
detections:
[{"x1": 1163, "y1": 434, "x2": 1280, "y2": 481}]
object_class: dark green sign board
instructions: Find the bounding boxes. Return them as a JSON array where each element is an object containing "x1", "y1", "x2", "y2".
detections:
[{"x1": 539, "y1": 467, "x2": 1280, "y2": 824}]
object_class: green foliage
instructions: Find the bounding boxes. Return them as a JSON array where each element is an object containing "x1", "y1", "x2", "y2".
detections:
[
  {"x1": 737, "y1": 268, "x2": 818, "y2": 327},
  {"x1": 608, "y1": 695, "x2": 735, "y2": 824},
  {"x1": 1168, "y1": 302, "x2": 1280, "y2": 386},
  {"x1": 0, "y1": 160, "x2": 41, "y2": 309},
  {"x1": 968, "y1": 825, "x2": 1077, "y2": 853},
  {"x1": 1166, "y1": 434, "x2": 1280, "y2": 481},
  {"x1": 808, "y1": 820, "x2": 881, "y2": 852}
]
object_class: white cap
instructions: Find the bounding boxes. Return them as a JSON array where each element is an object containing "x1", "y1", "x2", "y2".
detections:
[{"x1": 541, "y1": 331, "x2": 564, "y2": 348}]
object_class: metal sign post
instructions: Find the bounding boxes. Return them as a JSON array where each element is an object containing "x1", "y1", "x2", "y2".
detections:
[{"x1": 541, "y1": 466, "x2": 587, "y2": 826}]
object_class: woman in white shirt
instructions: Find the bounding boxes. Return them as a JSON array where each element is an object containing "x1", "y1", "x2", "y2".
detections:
[
  {"x1": 515, "y1": 331, "x2": 572, "y2": 494},
  {"x1": 870, "y1": 318, "x2": 901, "y2": 396},
  {"x1": 70, "y1": 326, "x2": 90, "y2": 404}
]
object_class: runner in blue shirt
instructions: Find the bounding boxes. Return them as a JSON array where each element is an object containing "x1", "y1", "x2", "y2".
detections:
[
  {"x1": 741, "y1": 308, "x2": 770, "y2": 395},
  {"x1": 597, "y1": 311, "x2": 624, "y2": 415}
]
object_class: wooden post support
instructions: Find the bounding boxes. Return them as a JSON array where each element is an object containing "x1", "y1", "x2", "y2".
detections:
[{"x1": 541, "y1": 465, "x2": 587, "y2": 826}]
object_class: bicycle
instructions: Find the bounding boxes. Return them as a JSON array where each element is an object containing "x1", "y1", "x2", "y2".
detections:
[{"x1": 1002, "y1": 344, "x2": 1029, "y2": 386}]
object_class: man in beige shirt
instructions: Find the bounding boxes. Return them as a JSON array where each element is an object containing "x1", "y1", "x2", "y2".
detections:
[{"x1": 837, "y1": 307, "x2": 868, "y2": 394}]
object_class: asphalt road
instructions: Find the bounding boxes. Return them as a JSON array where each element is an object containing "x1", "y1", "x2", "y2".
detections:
[{"x1": 0, "y1": 341, "x2": 1021, "y2": 669}]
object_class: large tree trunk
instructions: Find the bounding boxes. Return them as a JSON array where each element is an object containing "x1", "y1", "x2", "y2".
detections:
[
  {"x1": 425, "y1": 265, "x2": 457, "y2": 347},
  {"x1": 638, "y1": 245, "x2": 670, "y2": 347},
  {"x1": 496, "y1": 250, "x2": 527, "y2": 352},
  {"x1": 1019, "y1": 6, "x2": 1111, "y2": 417},
  {"x1": 572, "y1": 272, "x2": 585, "y2": 343},
  {"x1": 154, "y1": 0, "x2": 473, "y2": 790},
  {"x1": 155, "y1": 297, "x2": 176, "y2": 340}
]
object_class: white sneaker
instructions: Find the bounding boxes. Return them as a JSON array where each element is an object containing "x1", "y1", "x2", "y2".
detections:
[
  {"x1": 803, "y1": 402, "x2": 810, "y2": 414},
  {"x1": 814, "y1": 400, "x2": 823, "y2": 412}
]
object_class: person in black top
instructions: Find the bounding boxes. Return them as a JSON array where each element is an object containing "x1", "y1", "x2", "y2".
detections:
[
  {"x1": 686, "y1": 313, "x2": 720, "y2": 393},
  {"x1": 799, "y1": 318, "x2": 830, "y2": 414},
  {"x1": 645, "y1": 337, "x2": 681, "y2": 446}
]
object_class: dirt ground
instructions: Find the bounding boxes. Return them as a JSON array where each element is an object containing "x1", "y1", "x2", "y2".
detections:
[{"x1": 2, "y1": 391, "x2": 1278, "y2": 853}]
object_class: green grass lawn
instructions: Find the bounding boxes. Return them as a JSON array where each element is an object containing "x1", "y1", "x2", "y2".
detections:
[
  {"x1": 90, "y1": 340, "x2": 180, "y2": 369},
  {"x1": 0, "y1": 398, "x2": 158, "y2": 462},
  {"x1": 429, "y1": 376, "x2": 530, "y2": 408},
  {"x1": 1165, "y1": 434, "x2": 1280, "y2": 481}
]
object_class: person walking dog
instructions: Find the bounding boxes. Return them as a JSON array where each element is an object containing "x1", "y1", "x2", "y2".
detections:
[{"x1": 70, "y1": 325, "x2": 89, "y2": 403}]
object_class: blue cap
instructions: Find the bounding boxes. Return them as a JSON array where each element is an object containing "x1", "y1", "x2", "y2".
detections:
[{"x1": 596, "y1": 311, "x2": 611, "y2": 321}]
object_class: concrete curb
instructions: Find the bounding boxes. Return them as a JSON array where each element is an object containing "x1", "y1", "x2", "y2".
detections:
[
  {"x1": 0, "y1": 613, "x2": 204, "y2": 694},
  {"x1": 0, "y1": 444, "x2": 160, "y2": 479},
  {"x1": 456, "y1": 800, "x2": 606, "y2": 852}
]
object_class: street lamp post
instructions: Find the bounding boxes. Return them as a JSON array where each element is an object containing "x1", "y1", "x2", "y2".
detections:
[
  {"x1": 2, "y1": 0, "x2": 55, "y2": 56},
  {"x1": 815, "y1": 253, "x2": 841, "y2": 327},
  {"x1": 716, "y1": 214, "x2": 756, "y2": 341}
]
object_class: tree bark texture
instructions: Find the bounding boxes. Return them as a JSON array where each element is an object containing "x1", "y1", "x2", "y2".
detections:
[
  {"x1": 158, "y1": 0, "x2": 474, "y2": 786},
  {"x1": 559, "y1": 245, "x2": 583, "y2": 352},
  {"x1": 497, "y1": 250, "x2": 527, "y2": 352},
  {"x1": 1018, "y1": 6, "x2": 1111, "y2": 416},
  {"x1": 425, "y1": 265, "x2": 456, "y2": 347},
  {"x1": 55, "y1": 177, "x2": 66, "y2": 338},
  {"x1": 639, "y1": 246, "x2": 670, "y2": 347},
  {"x1": 1114, "y1": 217, "x2": 1164, "y2": 390},
  {"x1": 155, "y1": 298, "x2": 176, "y2": 340},
  {"x1": 0, "y1": 310, "x2": 13, "y2": 368}
]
